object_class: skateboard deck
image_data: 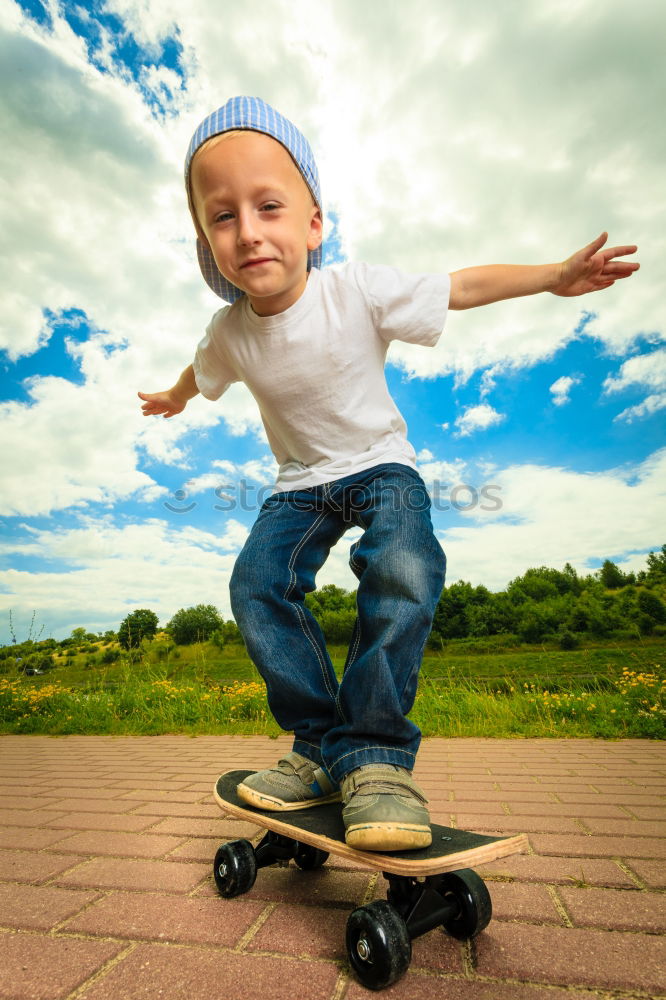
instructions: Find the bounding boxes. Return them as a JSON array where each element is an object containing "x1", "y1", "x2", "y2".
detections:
[{"x1": 214, "y1": 769, "x2": 528, "y2": 875}]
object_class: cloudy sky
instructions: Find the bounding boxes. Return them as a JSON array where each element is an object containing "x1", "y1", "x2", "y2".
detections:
[{"x1": 1, "y1": 0, "x2": 664, "y2": 642}]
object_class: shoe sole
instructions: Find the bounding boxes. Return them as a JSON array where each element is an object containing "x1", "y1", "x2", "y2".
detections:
[
  {"x1": 237, "y1": 783, "x2": 342, "y2": 812},
  {"x1": 345, "y1": 823, "x2": 432, "y2": 852}
]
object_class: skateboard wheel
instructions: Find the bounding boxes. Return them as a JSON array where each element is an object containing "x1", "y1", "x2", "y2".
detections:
[
  {"x1": 293, "y1": 843, "x2": 329, "y2": 870},
  {"x1": 438, "y1": 868, "x2": 492, "y2": 939},
  {"x1": 346, "y1": 900, "x2": 411, "y2": 990},
  {"x1": 213, "y1": 840, "x2": 257, "y2": 898}
]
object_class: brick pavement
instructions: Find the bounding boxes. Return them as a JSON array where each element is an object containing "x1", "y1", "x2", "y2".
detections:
[{"x1": 0, "y1": 735, "x2": 664, "y2": 999}]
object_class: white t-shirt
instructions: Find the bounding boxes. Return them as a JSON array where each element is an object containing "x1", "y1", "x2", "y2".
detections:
[{"x1": 193, "y1": 261, "x2": 450, "y2": 492}]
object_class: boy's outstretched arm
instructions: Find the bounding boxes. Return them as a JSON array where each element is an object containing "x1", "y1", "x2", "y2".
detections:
[
  {"x1": 449, "y1": 233, "x2": 639, "y2": 310},
  {"x1": 138, "y1": 364, "x2": 199, "y2": 418}
]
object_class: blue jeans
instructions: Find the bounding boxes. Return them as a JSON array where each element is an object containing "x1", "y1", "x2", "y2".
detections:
[{"x1": 229, "y1": 463, "x2": 446, "y2": 784}]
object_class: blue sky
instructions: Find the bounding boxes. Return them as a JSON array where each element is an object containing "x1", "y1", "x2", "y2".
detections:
[{"x1": 1, "y1": 0, "x2": 664, "y2": 642}]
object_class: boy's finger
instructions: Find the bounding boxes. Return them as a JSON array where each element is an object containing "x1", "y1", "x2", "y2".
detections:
[
  {"x1": 585, "y1": 231, "x2": 608, "y2": 257},
  {"x1": 604, "y1": 245, "x2": 638, "y2": 260}
]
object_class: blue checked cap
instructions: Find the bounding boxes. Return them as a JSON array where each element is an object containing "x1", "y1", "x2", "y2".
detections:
[{"x1": 185, "y1": 96, "x2": 323, "y2": 302}]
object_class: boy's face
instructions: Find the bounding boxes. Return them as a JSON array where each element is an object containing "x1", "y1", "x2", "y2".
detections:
[{"x1": 190, "y1": 132, "x2": 323, "y2": 316}]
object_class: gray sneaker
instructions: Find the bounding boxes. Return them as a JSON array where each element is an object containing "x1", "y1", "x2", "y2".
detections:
[
  {"x1": 236, "y1": 751, "x2": 341, "y2": 811},
  {"x1": 341, "y1": 764, "x2": 432, "y2": 851}
]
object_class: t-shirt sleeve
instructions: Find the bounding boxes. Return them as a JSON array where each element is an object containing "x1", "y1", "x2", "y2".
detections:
[
  {"x1": 353, "y1": 262, "x2": 450, "y2": 347},
  {"x1": 192, "y1": 308, "x2": 239, "y2": 400}
]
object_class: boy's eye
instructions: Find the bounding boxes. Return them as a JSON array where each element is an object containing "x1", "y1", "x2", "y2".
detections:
[
  {"x1": 214, "y1": 211, "x2": 234, "y2": 223},
  {"x1": 261, "y1": 203, "x2": 280, "y2": 212}
]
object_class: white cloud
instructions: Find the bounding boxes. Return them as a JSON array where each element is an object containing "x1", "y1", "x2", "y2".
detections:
[
  {"x1": 602, "y1": 347, "x2": 666, "y2": 423},
  {"x1": 436, "y1": 448, "x2": 666, "y2": 590},
  {"x1": 603, "y1": 348, "x2": 666, "y2": 395},
  {"x1": 614, "y1": 393, "x2": 666, "y2": 424},
  {"x1": 0, "y1": 516, "x2": 247, "y2": 639},
  {"x1": 550, "y1": 374, "x2": 581, "y2": 406},
  {"x1": 454, "y1": 403, "x2": 505, "y2": 437}
]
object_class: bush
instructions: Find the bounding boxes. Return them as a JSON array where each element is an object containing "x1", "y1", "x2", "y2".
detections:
[
  {"x1": 638, "y1": 589, "x2": 666, "y2": 624},
  {"x1": 559, "y1": 631, "x2": 579, "y2": 651},
  {"x1": 167, "y1": 605, "x2": 223, "y2": 645},
  {"x1": 118, "y1": 610, "x2": 159, "y2": 650}
]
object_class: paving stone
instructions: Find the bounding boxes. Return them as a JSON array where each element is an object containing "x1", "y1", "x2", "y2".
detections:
[
  {"x1": 628, "y1": 805, "x2": 666, "y2": 819},
  {"x1": 0, "y1": 882, "x2": 101, "y2": 930},
  {"x1": 148, "y1": 816, "x2": 260, "y2": 839},
  {"x1": 130, "y1": 801, "x2": 221, "y2": 818},
  {"x1": 475, "y1": 921, "x2": 666, "y2": 994},
  {"x1": 45, "y1": 786, "x2": 129, "y2": 800},
  {"x1": 478, "y1": 854, "x2": 636, "y2": 888},
  {"x1": 0, "y1": 809, "x2": 67, "y2": 827},
  {"x1": 108, "y1": 779, "x2": 193, "y2": 790},
  {"x1": 0, "y1": 848, "x2": 87, "y2": 884},
  {"x1": 51, "y1": 830, "x2": 185, "y2": 859},
  {"x1": 0, "y1": 932, "x2": 123, "y2": 1000},
  {"x1": 627, "y1": 858, "x2": 666, "y2": 888},
  {"x1": 64, "y1": 889, "x2": 265, "y2": 945},
  {"x1": 43, "y1": 798, "x2": 139, "y2": 814},
  {"x1": 408, "y1": 926, "x2": 464, "y2": 974},
  {"x1": 54, "y1": 856, "x2": 209, "y2": 893},
  {"x1": 485, "y1": 880, "x2": 564, "y2": 924},
  {"x1": 451, "y1": 788, "x2": 555, "y2": 803},
  {"x1": 577, "y1": 817, "x2": 665, "y2": 837},
  {"x1": 557, "y1": 791, "x2": 658, "y2": 806},
  {"x1": 118, "y1": 788, "x2": 206, "y2": 803},
  {"x1": 529, "y1": 833, "x2": 666, "y2": 859},
  {"x1": 0, "y1": 795, "x2": 63, "y2": 810},
  {"x1": 44, "y1": 812, "x2": 160, "y2": 833},
  {"x1": 454, "y1": 813, "x2": 579, "y2": 834},
  {"x1": 0, "y1": 826, "x2": 74, "y2": 850},
  {"x1": 167, "y1": 837, "x2": 220, "y2": 862},
  {"x1": 507, "y1": 801, "x2": 628, "y2": 818},
  {"x1": 345, "y1": 976, "x2": 613, "y2": 999},
  {"x1": 243, "y1": 865, "x2": 372, "y2": 907},
  {"x1": 559, "y1": 884, "x2": 666, "y2": 932},
  {"x1": 246, "y1": 901, "x2": 350, "y2": 960},
  {"x1": 77, "y1": 941, "x2": 340, "y2": 1000}
]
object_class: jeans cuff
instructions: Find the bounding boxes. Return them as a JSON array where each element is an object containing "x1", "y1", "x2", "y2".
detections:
[
  {"x1": 326, "y1": 746, "x2": 418, "y2": 784},
  {"x1": 292, "y1": 738, "x2": 324, "y2": 768}
]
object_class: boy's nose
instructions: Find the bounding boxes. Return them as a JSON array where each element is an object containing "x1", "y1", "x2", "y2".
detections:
[{"x1": 237, "y1": 209, "x2": 261, "y2": 246}]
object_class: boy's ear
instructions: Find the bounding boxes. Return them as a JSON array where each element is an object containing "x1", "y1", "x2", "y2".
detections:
[{"x1": 307, "y1": 207, "x2": 324, "y2": 252}]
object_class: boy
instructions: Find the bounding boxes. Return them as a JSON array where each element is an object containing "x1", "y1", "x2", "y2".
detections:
[{"x1": 139, "y1": 96, "x2": 638, "y2": 851}]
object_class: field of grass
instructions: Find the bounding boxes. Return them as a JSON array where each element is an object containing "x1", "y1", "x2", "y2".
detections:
[{"x1": 1, "y1": 635, "x2": 664, "y2": 739}]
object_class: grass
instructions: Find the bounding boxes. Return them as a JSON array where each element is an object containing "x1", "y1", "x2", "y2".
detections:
[{"x1": 1, "y1": 635, "x2": 664, "y2": 739}]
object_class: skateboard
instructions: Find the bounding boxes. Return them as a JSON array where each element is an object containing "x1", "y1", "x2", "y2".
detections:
[{"x1": 213, "y1": 770, "x2": 528, "y2": 990}]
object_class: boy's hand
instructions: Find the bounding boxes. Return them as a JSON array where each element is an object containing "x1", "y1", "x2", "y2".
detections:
[
  {"x1": 138, "y1": 389, "x2": 187, "y2": 418},
  {"x1": 553, "y1": 232, "x2": 639, "y2": 297},
  {"x1": 138, "y1": 365, "x2": 198, "y2": 417}
]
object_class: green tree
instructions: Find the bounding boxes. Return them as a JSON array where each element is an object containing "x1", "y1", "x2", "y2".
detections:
[
  {"x1": 645, "y1": 545, "x2": 666, "y2": 583},
  {"x1": 211, "y1": 620, "x2": 243, "y2": 647},
  {"x1": 599, "y1": 560, "x2": 626, "y2": 589},
  {"x1": 306, "y1": 584, "x2": 356, "y2": 616},
  {"x1": 319, "y1": 608, "x2": 357, "y2": 644},
  {"x1": 637, "y1": 589, "x2": 666, "y2": 625},
  {"x1": 118, "y1": 609, "x2": 159, "y2": 650},
  {"x1": 167, "y1": 604, "x2": 223, "y2": 645}
]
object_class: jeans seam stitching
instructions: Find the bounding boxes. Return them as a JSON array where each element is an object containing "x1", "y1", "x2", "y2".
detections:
[{"x1": 332, "y1": 745, "x2": 417, "y2": 773}]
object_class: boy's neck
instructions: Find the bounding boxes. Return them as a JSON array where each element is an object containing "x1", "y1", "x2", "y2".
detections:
[{"x1": 247, "y1": 271, "x2": 311, "y2": 317}]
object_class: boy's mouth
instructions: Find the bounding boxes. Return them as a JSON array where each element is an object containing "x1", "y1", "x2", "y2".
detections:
[{"x1": 241, "y1": 257, "x2": 274, "y2": 269}]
